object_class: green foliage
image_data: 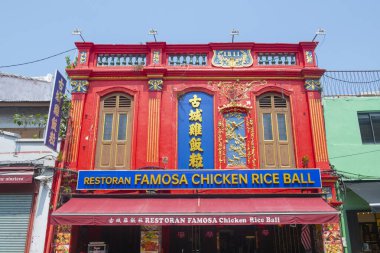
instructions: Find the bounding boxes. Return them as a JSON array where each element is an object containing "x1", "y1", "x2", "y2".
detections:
[
  {"x1": 13, "y1": 113, "x2": 47, "y2": 138},
  {"x1": 65, "y1": 56, "x2": 77, "y2": 69},
  {"x1": 13, "y1": 113, "x2": 47, "y2": 128},
  {"x1": 12, "y1": 95, "x2": 71, "y2": 138},
  {"x1": 59, "y1": 93, "x2": 71, "y2": 138}
]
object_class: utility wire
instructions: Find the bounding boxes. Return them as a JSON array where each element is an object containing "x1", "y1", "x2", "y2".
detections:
[
  {"x1": 0, "y1": 48, "x2": 77, "y2": 69},
  {"x1": 324, "y1": 73, "x2": 380, "y2": 84},
  {"x1": 329, "y1": 149, "x2": 380, "y2": 159},
  {"x1": 334, "y1": 170, "x2": 380, "y2": 180}
]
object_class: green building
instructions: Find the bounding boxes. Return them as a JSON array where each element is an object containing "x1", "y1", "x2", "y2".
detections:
[{"x1": 322, "y1": 71, "x2": 380, "y2": 253}]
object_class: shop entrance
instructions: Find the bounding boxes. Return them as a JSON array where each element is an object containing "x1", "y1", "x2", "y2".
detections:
[
  {"x1": 169, "y1": 226, "x2": 216, "y2": 253},
  {"x1": 168, "y1": 225, "x2": 304, "y2": 253},
  {"x1": 77, "y1": 226, "x2": 141, "y2": 253},
  {"x1": 169, "y1": 226, "x2": 258, "y2": 253},
  {"x1": 218, "y1": 227, "x2": 257, "y2": 253}
]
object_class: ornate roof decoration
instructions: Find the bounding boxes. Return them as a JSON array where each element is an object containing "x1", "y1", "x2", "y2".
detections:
[{"x1": 209, "y1": 80, "x2": 267, "y2": 113}]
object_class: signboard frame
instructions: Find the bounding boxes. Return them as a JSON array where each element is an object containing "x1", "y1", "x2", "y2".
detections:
[
  {"x1": 76, "y1": 169, "x2": 322, "y2": 190},
  {"x1": 44, "y1": 70, "x2": 67, "y2": 151}
]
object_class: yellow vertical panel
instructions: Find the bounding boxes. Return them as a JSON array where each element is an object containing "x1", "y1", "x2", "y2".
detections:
[
  {"x1": 74, "y1": 101, "x2": 83, "y2": 162},
  {"x1": 309, "y1": 99, "x2": 328, "y2": 162},
  {"x1": 147, "y1": 98, "x2": 161, "y2": 163},
  {"x1": 310, "y1": 99, "x2": 321, "y2": 161},
  {"x1": 147, "y1": 99, "x2": 152, "y2": 162},
  {"x1": 67, "y1": 99, "x2": 84, "y2": 163}
]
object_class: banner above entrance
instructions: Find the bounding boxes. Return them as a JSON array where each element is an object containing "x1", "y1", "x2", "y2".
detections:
[
  {"x1": 76, "y1": 169, "x2": 321, "y2": 190},
  {"x1": 51, "y1": 197, "x2": 339, "y2": 225}
]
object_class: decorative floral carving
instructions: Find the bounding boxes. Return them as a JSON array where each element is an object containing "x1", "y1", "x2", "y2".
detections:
[
  {"x1": 305, "y1": 51, "x2": 313, "y2": 63},
  {"x1": 152, "y1": 51, "x2": 160, "y2": 64},
  {"x1": 71, "y1": 80, "x2": 89, "y2": 93},
  {"x1": 80, "y1": 51, "x2": 87, "y2": 64},
  {"x1": 305, "y1": 79, "x2": 321, "y2": 91},
  {"x1": 246, "y1": 119, "x2": 256, "y2": 167},
  {"x1": 210, "y1": 80, "x2": 266, "y2": 112},
  {"x1": 148, "y1": 79, "x2": 163, "y2": 91},
  {"x1": 212, "y1": 50, "x2": 253, "y2": 68},
  {"x1": 217, "y1": 120, "x2": 226, "y2": 168},
  {"x1": 225, "y1": 112, "x2": 247, "y2": 167}
]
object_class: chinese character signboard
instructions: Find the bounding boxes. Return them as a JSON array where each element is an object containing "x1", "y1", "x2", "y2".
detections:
[
  {"x1": 212, "y1": 50, "x2": 253, "y2": 68},
  {"x1": 178, "y1": 92, "x2": 214, "y2": 169},
  {"x1": 77, "y1": 169, "x2": 322, "y2": 190},
  {"x1": 44, "y1": 70, "x2": 67, "y2": 151}
]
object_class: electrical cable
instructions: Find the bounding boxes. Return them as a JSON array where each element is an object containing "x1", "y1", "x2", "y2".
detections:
[
  {"x1": 324, "y1": 73, "x2": 380, "y2": 84},
  {"x1": 0, "y1": 48, "x2": 77, "y2": 69},
  {"x1": 329, "y1": 167, "x2": 380, "y2": 180},
  {"x1": 329, "y1": 149, "x2": 380, "y2": 159}
]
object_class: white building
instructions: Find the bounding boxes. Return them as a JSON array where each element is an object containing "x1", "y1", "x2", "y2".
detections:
[{"x1": 0, "y1": 72, "x2": 59, "y2": 253}]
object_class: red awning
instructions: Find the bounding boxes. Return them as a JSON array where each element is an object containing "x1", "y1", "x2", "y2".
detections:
[
  {"x1": 0, "y1": 167, "x2": 34, "y2": 184},
  {"x1": 51, "y1": 197, "x2": 339, "y2": 226}
]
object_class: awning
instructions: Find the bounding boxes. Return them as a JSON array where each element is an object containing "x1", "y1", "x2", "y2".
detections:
[
  {"x1": 52, "y1": 197, "x2": 339, "y2": 225},
  {"x1": 346, "y1": 181, "x2": 380, "y2": 212},
  {"x1": 0, "y1": 167, "x2": 34, "y2": 184}
]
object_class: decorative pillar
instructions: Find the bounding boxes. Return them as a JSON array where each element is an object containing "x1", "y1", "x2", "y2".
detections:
[
  {"x1": 74, "y1": 42, "x2": 94, "y2": 68},
  {"x1": 146, "y1": 79, "x2": 163, "y2": 166},
  {"x1": 210, "y1": 80, "x2": 267, "y2": 169},
  {"x1": 299, "y1": 42, "x2": 318, "y2": 68},
  {"x1": 64, "y1": 80, "x2": 89, "y2": 168},
  {"x1": 305, "y1": 79, "x2": 329, "y2": 169}
]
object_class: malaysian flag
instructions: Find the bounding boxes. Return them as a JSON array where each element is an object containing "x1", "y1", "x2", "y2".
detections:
[{"x1": 301, "y1": 225, "x2": 312, "y2": 252}]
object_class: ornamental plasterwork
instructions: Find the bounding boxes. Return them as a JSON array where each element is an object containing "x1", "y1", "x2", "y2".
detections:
[
  {"x1": 225, "y1": 112, "x2": 247, "y2": 167},
  {"x1": 246, "y1": 119, "x2": 256, "y2": 167},
  {"x1": 305, "y1": 79, "x2": 321, "y2": 91},
  {"x1": 79, "y1": 51, "x2": 87, "y2": 64},
  {"x1": 217, "y1": 120, "x2": 226, "y2": 168},
  {"x1": 148, "y1": 79, "x2": 163, "y2": 91},
  {"x1": 71, "y1": 80, "x2": 89, "y2": 93},
  {"x1": 212, "y1": 50, "x2": 253, "y2": 68},
  {"x1": 305, "y1": 51, "x2": 313, "y2": 63},
  {"x1": 152, "y1": 51, "x2": 160, "y2": 64},
  {"x1": 210, "y1": 80, "x2": 267, "y2": 112}
]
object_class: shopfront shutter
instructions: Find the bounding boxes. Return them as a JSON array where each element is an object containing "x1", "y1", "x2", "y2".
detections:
[{"x1": 0, "y1": 194, "x2": 33, "y2": 253}]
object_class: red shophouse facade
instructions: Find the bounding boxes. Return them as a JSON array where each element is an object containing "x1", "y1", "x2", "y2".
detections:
[{"x1": 48, "y1": 41, "x2": 342, "y2": 253}]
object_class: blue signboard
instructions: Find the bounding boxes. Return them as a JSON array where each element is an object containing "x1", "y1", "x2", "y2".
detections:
[
  {"x1": 44, "y1": 70, "x2": 67, "y2": 151},
  {"x1": 77, "y1": 169, "x2": 322, "y2": 190},
  {"x1": 178, "y1": 92, "x2": 214, "y2": 169}
]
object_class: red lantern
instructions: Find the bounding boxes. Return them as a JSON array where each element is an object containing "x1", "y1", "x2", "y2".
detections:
[
  {"x1": 205, "y1": 231, "x2": 214, "y2": 238},
  {"x1": 262, "y1": 230, "x2": 269, "y2": 236}
]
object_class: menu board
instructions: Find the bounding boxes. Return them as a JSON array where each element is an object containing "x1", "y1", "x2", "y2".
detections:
[
  {"x1": 322, "y1": 223, "x2": 343, "y2": 253},
  {"x1": 141, "y1": 226, "x2": 161, "y2": 253},
  {"x1": 54, "y1": 225, "x2": 71, "y2": 253}
]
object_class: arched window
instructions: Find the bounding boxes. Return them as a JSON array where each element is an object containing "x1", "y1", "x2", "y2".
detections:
[
  {"x1": 257, "y1": 93, "x2": 295, "y2": 168},
  {"x1": 96, "y1": 93, "x2": 133, "y2": 169}
]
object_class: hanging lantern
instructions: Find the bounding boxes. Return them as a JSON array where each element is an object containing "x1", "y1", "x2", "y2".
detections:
[
  {"x1": 262, "y1": 229, "x2": 270, "y2": 236},
  {"x1": 177, "y1": 231, "x2": 185, "y2": 238},
  {"x1": 205, "y1": 231, "x2": 214, "y2": 238}
]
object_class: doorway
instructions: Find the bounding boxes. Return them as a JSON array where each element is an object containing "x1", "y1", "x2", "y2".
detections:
[{"x1": 169, "y1": 226, "x2": 216, "y2": 253}]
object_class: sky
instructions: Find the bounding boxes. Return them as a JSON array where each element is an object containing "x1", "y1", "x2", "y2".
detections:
[{"x1": 0, "y1": 0, "x2": 379, "y2": 79}]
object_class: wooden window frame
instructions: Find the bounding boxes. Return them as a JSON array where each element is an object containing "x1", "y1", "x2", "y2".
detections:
[
  {"x1": 95, "y1": 93, "x2": 133, "y2": 169},
  {"x1": 257, "y1": 93, "x2": 295, "y2": 168}
]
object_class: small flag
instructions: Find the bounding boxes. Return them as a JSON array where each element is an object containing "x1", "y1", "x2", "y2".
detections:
[{"x1": 301, "y1": 225, "x2": 312, "y2": 252}]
